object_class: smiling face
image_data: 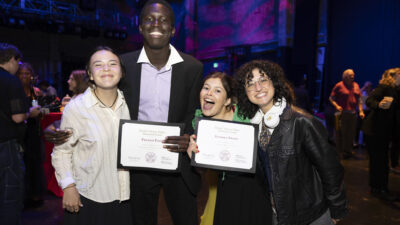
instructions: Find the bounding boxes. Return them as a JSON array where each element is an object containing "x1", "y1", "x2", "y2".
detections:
[
  {"x1": 245, "y1": 68, "x2": 275, "y2": 113},
  {"x1": 16, "y1": 67, "x2": 32, "y2": 86},
  {"x1": 200, "y1": 78, "x2": 231, "y2": 119},
  {"x1": 88, "y1": 50, "x2": 122, "y2": 91},
  {"x1": 139, "y1": 3, "x2": 175, "y2": 50}
]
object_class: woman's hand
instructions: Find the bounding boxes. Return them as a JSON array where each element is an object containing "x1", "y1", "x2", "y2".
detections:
[
  {"x1": 378, "y1": 99, "x2": 391, "y2": 109},
  {"x1": 62, "y1": 184, "x2": 83, "y2": 213},
  {"x1": 186, "y1": 134, "x2": 199, "y2": 159},
  {"x1": 29, "y1": 105, "x2": 41, "y2": 118}
]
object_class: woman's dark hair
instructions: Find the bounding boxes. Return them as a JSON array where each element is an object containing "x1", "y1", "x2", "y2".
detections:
[
  {"x1": 85, "y1": 46, "x2": 125, "y2": 87},
  {"x1": 70, "y1": 70, "x2": 89, "y2": 95},
  {"x1": 234, "y1": 60, "x2": 294, "y2": 118},
  {"x1": 202, "y1": 71, "x2": 236, "y2": 110}
]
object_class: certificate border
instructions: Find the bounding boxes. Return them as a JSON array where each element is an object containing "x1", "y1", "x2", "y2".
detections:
[
  {"x1": 117, "y1": 120, "x2": 185, "y2": 173},
  {"x1": 191, "y1": 117, "x2": 258, "y2": 173}
]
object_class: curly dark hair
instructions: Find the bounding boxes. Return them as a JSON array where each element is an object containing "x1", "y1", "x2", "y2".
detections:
[{"x1": 234, "y1": 60, "x2": 294, "y2": 118}]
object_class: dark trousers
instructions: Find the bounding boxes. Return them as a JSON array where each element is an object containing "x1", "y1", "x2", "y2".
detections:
[
  {"x1": 365, "y1": 135, "x2": 390, "y2": 190},
  {"x1": 390, "y1": 136, "x2": 400, "y2": 168},
  {"x1": 336, "y1": 112, "x2": 357, "y2": 157},
  {"x1": 64, "y1": 195, "x2": 132, "y2": 225},
  {"x1": 131, "y1": 172, "x2": 198, "y2": 225},
  {"x1": 0, "y1": 139, "x2": 24, "y2": 225}
]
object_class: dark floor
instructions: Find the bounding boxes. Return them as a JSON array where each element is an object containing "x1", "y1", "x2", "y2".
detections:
[{"x1": 22, "y1": 148, "x2": 400, "y2": 225}]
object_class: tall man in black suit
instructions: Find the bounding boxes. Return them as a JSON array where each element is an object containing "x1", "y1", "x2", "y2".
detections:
[{"x1": 119, "y1": 1, "x2": 203, "y2": 224}]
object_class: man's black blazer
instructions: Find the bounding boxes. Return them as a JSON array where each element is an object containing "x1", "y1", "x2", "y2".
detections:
[{"x1": 119, "y1": 49, "x2": 204, "y2": 195}]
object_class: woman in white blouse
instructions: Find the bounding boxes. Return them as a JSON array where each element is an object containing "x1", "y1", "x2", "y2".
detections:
[{"x1": 52, "y1": 46, "x2": 132, "y2": 225}]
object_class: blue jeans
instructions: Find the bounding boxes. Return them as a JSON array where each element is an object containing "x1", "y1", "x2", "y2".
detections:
[{"x1": 0, "y1": 139, "x2": 24, "y2": 225}]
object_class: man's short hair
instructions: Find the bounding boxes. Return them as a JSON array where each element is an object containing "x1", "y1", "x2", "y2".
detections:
[
  {"x1": 0, "y1": 43, "x2": 22, "y2": 64},
  {"x1": 140, "y1": 0, "x2": 175, "y2": 26}
]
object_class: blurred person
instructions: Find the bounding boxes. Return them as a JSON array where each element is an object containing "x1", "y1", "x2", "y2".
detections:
[
  {"x1": 186, "y1": 72, "x2": 271, "y2": 225},
  {"x1": 16, "y1": 62, "x2": 47, "y2": 208},
  {"x1": 51, "y1": 46, "x2": 132, "y2": 225},
  {"x1": 391, "y1": 76, "x2": 400, "y2": 174},
  {"x1": 38, "y1": 80, "x2": 57, "y2": 97},
  {"x1": 235, "y1": 60, "x2": 348, "y2": 225},
  {"x1": 44, "y1": 70, "x2": 88, "y2": 144},
  {"x1": 355, "y1": 81, "x2": 373, "y2": 147},
  {"x1": 293, "y1": 79, "x2": 312, "y2": 113},
  {"x1": 0, "y1": 43, "x2": 40, "y2": 225},
  {"x1": 329, "y1": 69, "x2": 364, "y2": 159},
  {"x1": 362, "y1": 68, "x2": 400, "y2": 200}
]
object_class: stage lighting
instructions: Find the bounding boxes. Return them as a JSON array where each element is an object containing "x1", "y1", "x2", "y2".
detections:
[
  {"x1": 18, "y1": 19, "x2": 25, "y2": 26},
  {"x1": 8, "y1": 17, "x2": 16, "y2": 25},
  {"x1": 120, "y1": 32, "x2": 127, "y2": 40}
]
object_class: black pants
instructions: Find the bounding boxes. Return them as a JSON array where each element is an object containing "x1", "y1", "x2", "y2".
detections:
[
  {"x1": 130, "y1": 172, "x2": 198, "y2": 225},
  {"x1": 365, "y1": 135, "x2": 390, "y2": 190},
  {"x1": 64, "y1": 195, "x2": 132, "y2": 225},
  {"x1": 390, "y1": 135, "x2": 400, "y2": 168}
]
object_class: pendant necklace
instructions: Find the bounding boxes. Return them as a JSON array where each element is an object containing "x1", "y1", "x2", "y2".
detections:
[{"x1": 93, "y1": 89, "x2": 118, "y2": 108}]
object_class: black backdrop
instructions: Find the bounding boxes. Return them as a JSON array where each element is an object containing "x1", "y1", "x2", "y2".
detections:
[{"x1": 327, "y1": 0, "x2": 400, "y2": 93}]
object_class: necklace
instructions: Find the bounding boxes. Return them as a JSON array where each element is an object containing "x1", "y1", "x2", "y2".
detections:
[{"x1": 93, "y1": 89, "x2": 118, "y2": 108}]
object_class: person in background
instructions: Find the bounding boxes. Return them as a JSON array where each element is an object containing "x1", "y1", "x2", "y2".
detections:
[
  {"x1": 235, "y1": 60, "x2": 348, "y2": 225},
  {"x1": 0, "y1": 43, "x2": 40, "y2": 225},
  {"x1": 355, "y1": 81, "x2": 373, "y2": 147},
  {"x1": 39, "y1": 80, "x2": 58, "y2": 97},
  {"x1": 329, "y1": 69, "x2": 364, "y2": 159},
  {"x1": 52, "y1": 46, "x2": 132, "y2": 225},
  {"x1": 391, "y1": 76, "x2": 400, "y2": 174},
  {"x1": 362, "y1": 68, "x2": 400, "y2": 201},
  {"x1": 44, "y1": 70, "x2": 88, "y2": 144},
  {"x1": 186, "y1": 72, "x2": 271, "y2": 225},
  {"x1": 61, "y1": 70, "x2": 89, "y2": 110},
  {"x1": 16, "y1": 62, "x2": 46, "y2": 208},
  {"x1": 293, "y1": 79, "x2": 312, "y2": 113}
]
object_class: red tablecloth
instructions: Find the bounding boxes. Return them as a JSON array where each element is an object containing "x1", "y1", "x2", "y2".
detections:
[{"x1": 41, "y1": 112, "x2": 63, "y2": 197}]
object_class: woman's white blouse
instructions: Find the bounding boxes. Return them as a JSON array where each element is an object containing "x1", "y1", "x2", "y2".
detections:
[{"x1": 52, "y1": 88, "x2": 130, "y2": 203}]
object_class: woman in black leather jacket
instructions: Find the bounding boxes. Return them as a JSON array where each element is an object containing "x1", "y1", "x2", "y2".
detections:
[{"x1": 234, "y1": 60, "x2": 348, "y2": 225}]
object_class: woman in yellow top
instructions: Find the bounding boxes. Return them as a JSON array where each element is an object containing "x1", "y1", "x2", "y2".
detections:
[{"x1": 188, "y1": 72, "x2": 271, "y2": 225}]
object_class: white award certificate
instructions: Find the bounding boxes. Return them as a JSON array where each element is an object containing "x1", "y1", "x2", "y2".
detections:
[
  {"x1": 192, "y1": 117, "x2": 258, "y2": 173},
  {"x1": 118, "y1": 120, "x2": 183, "y2": 172}
]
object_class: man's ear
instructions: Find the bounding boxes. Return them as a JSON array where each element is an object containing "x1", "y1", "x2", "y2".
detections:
[
  {"x1": 171, "y1": 27, "x2": 175, "y2": 36},
  {"x1": 139, "y1": 25, "x2": 143, "y2": 35}
]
